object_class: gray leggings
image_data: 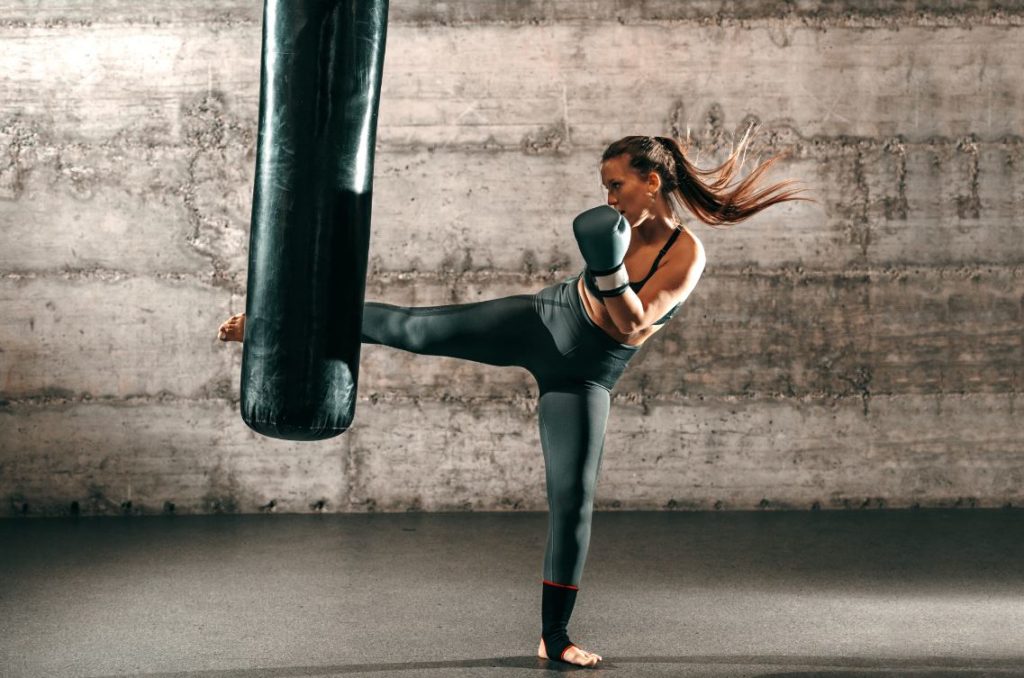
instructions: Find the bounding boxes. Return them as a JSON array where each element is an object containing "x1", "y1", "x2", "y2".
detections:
[{"x1": 361, "y1": 276, "x2": 640, "y2": 586}]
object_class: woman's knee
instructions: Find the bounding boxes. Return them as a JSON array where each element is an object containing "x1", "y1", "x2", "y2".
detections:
[{"x1": 546, "y1": 482, "x2": 597, "y2": 518}]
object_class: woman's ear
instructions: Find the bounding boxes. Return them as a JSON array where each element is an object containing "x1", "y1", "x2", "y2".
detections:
[{"x1": 647, "y1": 171, "x2": 663, "y2": 195}]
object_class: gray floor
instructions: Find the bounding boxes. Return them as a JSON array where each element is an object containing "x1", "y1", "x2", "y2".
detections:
[{"x1": 1, "y1": 510, "x2": 1023, "y2": 678}]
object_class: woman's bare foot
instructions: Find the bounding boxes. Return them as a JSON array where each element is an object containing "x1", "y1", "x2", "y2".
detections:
[
  {"x1": 218, "y1": 312, "x2": 245, "y2": 342},
  {"x1": 538, "y1": 637, "x2": 602, "y2": 667}
]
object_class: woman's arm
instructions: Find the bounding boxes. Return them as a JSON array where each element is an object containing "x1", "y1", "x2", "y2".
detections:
[{"x1": 603, "y1": 235, "x2": 706, "y2": 335}]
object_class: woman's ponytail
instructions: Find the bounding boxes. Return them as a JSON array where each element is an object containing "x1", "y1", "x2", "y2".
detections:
[{"x1": 603, "y1": 126, "x2": 809, "y2": 228}]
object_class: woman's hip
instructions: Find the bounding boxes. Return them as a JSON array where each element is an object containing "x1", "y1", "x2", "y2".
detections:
[{"x1": 533, "y1": 277, "x2": 640, "y2": 391}]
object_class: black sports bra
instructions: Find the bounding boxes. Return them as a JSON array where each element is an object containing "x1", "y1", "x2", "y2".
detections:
[{"x1": 581, "y1": 228, "x2": 683, "y2": 326}]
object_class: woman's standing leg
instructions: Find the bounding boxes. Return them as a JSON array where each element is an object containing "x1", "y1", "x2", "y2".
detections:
[{"x1": 536, "y1": 384, "x2": 611, "y2": 662}]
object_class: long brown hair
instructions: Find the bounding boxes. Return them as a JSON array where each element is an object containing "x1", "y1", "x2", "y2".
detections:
[{"x1": 602, "y1": 125, "x2": 809, "y2": 227}]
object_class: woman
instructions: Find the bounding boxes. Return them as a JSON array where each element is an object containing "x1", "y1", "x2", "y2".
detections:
[{"x1": 218, "y1": 130, "x2": 805, "y2": 667}]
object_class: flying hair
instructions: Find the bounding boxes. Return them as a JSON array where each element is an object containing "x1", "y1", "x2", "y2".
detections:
[{"x1": 602, "y1": 124, "x2": 811, "y2": 228}]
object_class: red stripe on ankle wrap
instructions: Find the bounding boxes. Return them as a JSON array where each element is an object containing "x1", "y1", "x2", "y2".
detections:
[
  {"x1": 542, "y1": 579, "x2": 579, "y2": 590},
  {"x1": 560, "y1": 643, "x2": 576, "y2": 660}
]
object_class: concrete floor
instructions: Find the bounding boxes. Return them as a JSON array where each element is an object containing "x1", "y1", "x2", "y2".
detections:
[{"x1": 1, "y1": 510, "x2": 1023, "y2": 678}]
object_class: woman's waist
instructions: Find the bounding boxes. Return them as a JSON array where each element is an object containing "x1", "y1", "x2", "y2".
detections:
[{"x1": 540, "y1": 276, "x2": 634, "y2": 356}]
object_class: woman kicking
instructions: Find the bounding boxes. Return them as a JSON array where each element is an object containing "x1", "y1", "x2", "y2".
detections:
[{"x1": 218, "y1": 130, "x2": 805, "y2": 667}]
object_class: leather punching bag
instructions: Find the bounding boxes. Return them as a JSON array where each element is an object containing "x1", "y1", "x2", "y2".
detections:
[{"x1": 241, "y1": 0, "x2": 389, "y2": 440}]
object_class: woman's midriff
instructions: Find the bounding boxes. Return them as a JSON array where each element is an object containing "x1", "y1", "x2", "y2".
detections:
[{"x1": 576, "y1": 276, "x2": 663, "y2": 348}]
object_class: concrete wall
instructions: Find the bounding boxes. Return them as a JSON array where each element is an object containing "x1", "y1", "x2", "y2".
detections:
[{"x1": 0, "y1": 1, "x2": 1021, "y2": 516}]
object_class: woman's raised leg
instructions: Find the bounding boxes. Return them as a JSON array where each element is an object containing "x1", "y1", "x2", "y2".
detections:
[
  {"x1": 360, "y1": 297, "x2": 548, "y2": 370},
  {"x1": 221, "y1": 295, "x2": 556, "y2": 373}
]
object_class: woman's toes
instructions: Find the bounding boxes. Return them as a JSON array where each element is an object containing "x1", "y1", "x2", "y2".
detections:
[{"x1": 566, "y1": 646, "x2": 600, "y2": 667}]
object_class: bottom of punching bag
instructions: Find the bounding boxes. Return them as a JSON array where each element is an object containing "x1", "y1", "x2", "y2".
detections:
[
  {"x1": 240, "y1": 417, "x2": 349, "y2": 441},
  {"x1": 240, "y1": 401, "x2": 353, "y2": 440},
  {"x1": 239, "y1": 363, "x2": 357, "y2": 442}
]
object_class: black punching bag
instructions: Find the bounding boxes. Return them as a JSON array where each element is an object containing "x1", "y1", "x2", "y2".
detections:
[{"x1": 241, "y1": 0, "x2": 389, "y2": 441}]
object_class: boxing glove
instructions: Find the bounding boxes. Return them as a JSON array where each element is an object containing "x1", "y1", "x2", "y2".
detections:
[{"x1": 572, "y1": 205, "x2": 631, "y2": 297}]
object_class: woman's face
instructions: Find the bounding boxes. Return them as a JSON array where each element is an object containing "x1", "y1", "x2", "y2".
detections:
[{"x1": 600, "y1": 154, "x2": 658, "y2": 228}]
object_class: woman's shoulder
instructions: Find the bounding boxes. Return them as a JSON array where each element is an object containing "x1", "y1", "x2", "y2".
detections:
[{"x1": 669, "y1": 225, "x2": 706, "y2": 268}]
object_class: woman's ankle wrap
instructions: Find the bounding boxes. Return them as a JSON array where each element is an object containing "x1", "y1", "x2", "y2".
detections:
[{"x1": 541, "y1": 580, "x2": 579, "y2": 661}]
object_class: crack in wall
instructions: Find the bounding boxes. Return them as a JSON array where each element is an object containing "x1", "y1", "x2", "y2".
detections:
[
  {"x1": 2, "y1": 109, "x2": 1019, "y2": 171},
  {"x1": 1, "y1": 389, "x2": 1011, "y2": 409},
  {"x1": 520, "y1": 84, "x2": 572, "y2": 154},
  {"x1": 4, "y1": 264, "x2": 1022, "y2": 290},
  {"x1": 882, "y1": 136, "x2": 909, "y2": 220},
  {"x1": 4, "y1": 493, "x2": 1019, "y2": 517},
  {"x1": 178, "y1": 92, "x2": 256, "y2": 294},
  {"x1": 4, "y1": 3, "x2": 1024, "y2": 29},
  {"x1": 0, "y1": 118, "x2": 38, "y2": 201},
  {"x1": 956, "y1": 134, "x2": 982, "y2": 220}
]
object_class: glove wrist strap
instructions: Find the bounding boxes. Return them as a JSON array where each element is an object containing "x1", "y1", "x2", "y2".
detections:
[{"x1": 593, "y1": 263, "x2": 629, "y2": 297}]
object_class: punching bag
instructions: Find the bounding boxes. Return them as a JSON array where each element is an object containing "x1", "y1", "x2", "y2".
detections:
[{"x1": 241, "y1": 0, "x2": 389, "y2": 441}]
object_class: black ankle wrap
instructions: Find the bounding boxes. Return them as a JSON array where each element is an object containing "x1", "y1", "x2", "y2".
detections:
[{"x1": 541, "y1": 580, "x2": 578, "y2": 661}]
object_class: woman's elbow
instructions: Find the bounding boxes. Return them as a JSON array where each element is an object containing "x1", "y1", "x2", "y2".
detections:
[{"x1": 617, "y1": 315, "x2": 647, "y2": 336}]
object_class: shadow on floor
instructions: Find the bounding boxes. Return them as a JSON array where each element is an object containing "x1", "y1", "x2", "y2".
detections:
[{"x1": 92, "y1": 654, "x2": 1024, "y2": 677}]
